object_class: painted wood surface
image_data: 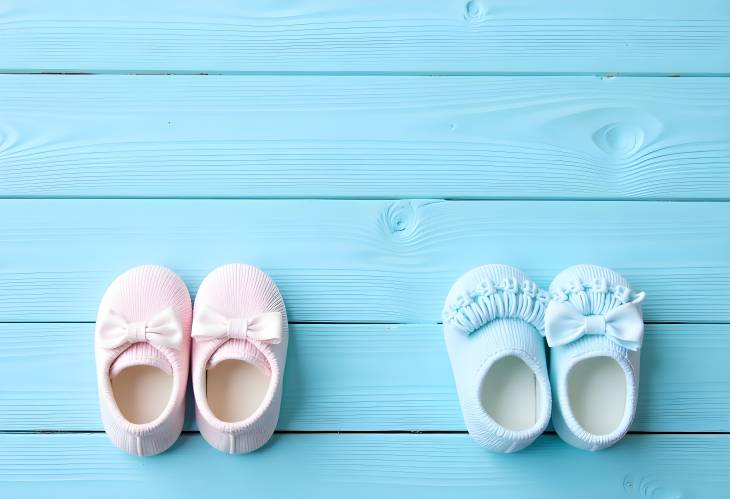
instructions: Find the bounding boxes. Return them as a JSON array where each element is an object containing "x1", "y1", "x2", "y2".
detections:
[
  {"x1": 1, "y1": 1, "x2": 730, "y2": 74},
  {"x1": 2, "y1": 1, "x2": 730, "y2": 496},
  {"x1": 0, "y1": 200, "x2": 727, "y2": 323},
  {"x1": 1, "y1": 433, "x2": 728, "y2": 499},
  {"x1": 1, "y1": 76, "x2": 729, "y2": 199},
  {"x1": 0, "y1": 323, "x2": 726, "y2": 432}
]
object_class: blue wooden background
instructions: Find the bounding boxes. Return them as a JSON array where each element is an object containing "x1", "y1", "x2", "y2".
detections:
[{"x1": 1, "y1": 1, "x2": 729, "y2": 497}]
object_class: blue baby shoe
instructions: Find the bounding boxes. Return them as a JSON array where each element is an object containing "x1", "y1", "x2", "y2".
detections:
[
  {"x1": 443, "y1": 264, "x2": 552, "y2": 452},
  {"x1": 546, "y1": 264, "x2": 646, "y2": 451}
]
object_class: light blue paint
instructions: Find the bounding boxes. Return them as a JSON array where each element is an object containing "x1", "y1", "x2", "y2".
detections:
[
  {"x1": 1, "y1": 0, "x2": 729, "y2": 73},
  {"x1": 0, "y1": 200, "x2": 727, "y2": 322},
  {"x1": 0, "y1": 1, "x2": 729, "y2": 496},
  {"x1": 0, "y1": 75, "x2": 728, "y2": 199},
  {"x1": 0, "y1": 433, "x2": 728, "y2": 498}
]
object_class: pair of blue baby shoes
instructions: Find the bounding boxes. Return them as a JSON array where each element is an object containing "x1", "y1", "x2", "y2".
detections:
[{"x1": 443, "y1": 264, "x2": 646, "y2": 452}]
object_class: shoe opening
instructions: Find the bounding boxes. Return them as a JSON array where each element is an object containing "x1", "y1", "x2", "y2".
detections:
[
  {"x1": 111, "y1": 365, "x2": 173, "y2": 424},
  {"x1": 206, "y1": 359, "x2": 271, "y2": 423},
  {"x1": 480, "y1": 356, "x2": 543, "y2": 432},
  {"x1": 567, "y1": 356, "x2": 627, "y2": 436}
]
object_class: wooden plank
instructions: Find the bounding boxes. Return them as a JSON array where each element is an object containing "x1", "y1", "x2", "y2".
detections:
[
  {"x1": 1, "y1": 1, "x2": 729, "y2": 74},
  {"x1": 0, "y1": 199, "x2": 728, "y2": 323},
  {"x1": 0, "y1": 323, "x2": 727, "y2": 432},
  {"x1": 1, "y1": 75, "x2": 729, "y2": 199},
  {"x1": 0, "y1": 433, "x2": 728, "y2": 498}
]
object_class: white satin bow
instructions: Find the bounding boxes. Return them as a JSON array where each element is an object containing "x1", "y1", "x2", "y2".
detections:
[
  {"x1": 192, "y1": 306, "x2": 282, "y2": 344},
  {"x1": 545, "y1": 297, "x2": 645, "y2": 351},
  {"x1": 96, "y1": 307, "x2": 183, "y2": 350}
]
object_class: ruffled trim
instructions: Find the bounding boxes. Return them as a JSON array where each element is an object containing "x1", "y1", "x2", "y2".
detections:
[
  {"x1": 550, "y1": 277, "x2": 645, "y2": 305},
  {"x1": 443, "y1": 277, "x2": 550, "y2": 336}
]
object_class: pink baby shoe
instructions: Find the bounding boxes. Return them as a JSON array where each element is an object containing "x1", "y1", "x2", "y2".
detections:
[
  {"x1": 95, "y1": 265, "x2": 192, "y2": 456},
  {"x1": 192, "y1": 264, "x2": 288, "y2": 453}
]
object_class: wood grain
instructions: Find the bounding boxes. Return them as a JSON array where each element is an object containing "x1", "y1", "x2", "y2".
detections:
[
  {"x1": 0, "y1": 433, "x2": 728, "y2": 499},
  {"x1": 2, "y1": 1, "x2": 728, "y2": 493},
  {"x1": 1, "y1": 75, "x2": 729, "y2": 199},
  {"x1": 0, "y1": 199, "x2": 728, "y2": 323},
  {"x1": 0, "y1": 1, "x2": 729, "y2": 74},
  {"x1": 0, "y1": 323, "x2": 727, "y2": 432}
]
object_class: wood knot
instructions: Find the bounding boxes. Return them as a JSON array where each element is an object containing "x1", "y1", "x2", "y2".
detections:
[
  {"x1": 593, "y1": 122, "x2": 644, "y2": 158},
  {"x1": 382, "y1": 200, "x2": 419, "y2": 237},
  {"x1": 464, "y1": 1, "x2": 487, "y2": 21}
]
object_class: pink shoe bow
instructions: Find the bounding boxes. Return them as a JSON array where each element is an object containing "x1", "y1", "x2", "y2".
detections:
[
  {"x1": 96, "y1": 306, "x2": 183, "y2": 350},
  {"x1": 192, "y1": 306, "x2": 282, "y2": 344}
]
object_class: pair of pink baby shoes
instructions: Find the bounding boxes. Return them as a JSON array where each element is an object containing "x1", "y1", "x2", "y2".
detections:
[{"x1": 95, "y1": 264, "x2": 287, "y2": 456}]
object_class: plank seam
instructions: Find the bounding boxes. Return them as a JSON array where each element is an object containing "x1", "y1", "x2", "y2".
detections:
[
  {"x1": 2, "y1": 430, "x2": 728, "y2": 435},
  {"x1": 2, "y1": 197, "x2": 730, "y2": 202},
  {"x1": 0, "y1": 321, "x2": 728, "y2": 325},
  {"x1": 2, "y1": 71, "x2": 730, "y2": 77}
]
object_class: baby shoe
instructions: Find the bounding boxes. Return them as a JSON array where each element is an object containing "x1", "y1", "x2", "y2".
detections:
[
  {"x1": 442, "y1": 264, "x2": 552, "y2": 452},
  {"x1": 192, "y1": 264, "x2": 288, "y2": 454},
  {"x1": 546, "y1": 264, "x2": 646, "y2": 451},
  {"x1": 95, "y1": 265, "x2": 192, "y2": 456}
]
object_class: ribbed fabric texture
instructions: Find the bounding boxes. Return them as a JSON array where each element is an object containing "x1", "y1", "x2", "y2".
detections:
[
  {"x1": 192, "y1": 264, "x2": 288, "y2": 454},
  {"x1": 443, "y1": 264, "x2": 550, "y2": 337},
  {"x1": 110, "y1": 343, "x2": 172, "y2": 377},
  {"x1": 95, "y1": 265, "x2": 192, "y2": 456},
  {"x1": 208, "y1": 339, "x2": 271, "y2": 374},
  {"x1": 443, "y1": 265, "x2": 551, "y2": 453},
  {"x1": 548, "y1": 264, "x2": 642, "y2": 451},
  {"x1": 99, "y1": 394, "x2": 185, "y2": 456}
]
